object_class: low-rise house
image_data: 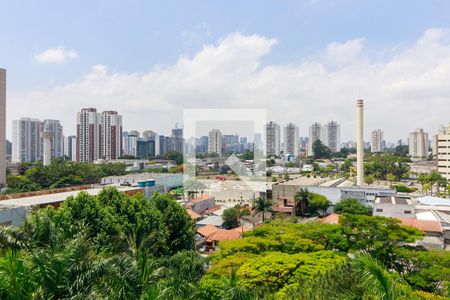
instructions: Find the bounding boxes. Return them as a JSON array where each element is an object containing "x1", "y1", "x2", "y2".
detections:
[
  {"x1": 373, "y1": 196, "x2": 415, "y2": 219},
  {"x1": 186, "y1": 194, "x2": 216, "y2": 215}
]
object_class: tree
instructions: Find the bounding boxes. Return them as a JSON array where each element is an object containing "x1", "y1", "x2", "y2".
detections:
[
  {"x1": 309, "y1": 193, "x2": 331, "y2": 216},
  {"x1": 252, "y1": 197, "x2": 273, "y2": 223},
  {"x1": 422, "y1": 183, "x2": 431, "y2": 195},
  {"x1": 386, "y1": 173, "x2": 397, "y2": 184},
  {"x1": 294, "y1": 188, "x2": 313, "y2": 216},
  {"x1": 334, "y1": 198, "x2": 372, "y2": 215},
  {"x1": 365, "y1": 175, "x2": 374, "y2": 186},
  {"x1": 312, "y1": 140, "x2": 332, "y2": 159},
  {"x1": 222, "y1": 208, "x2": 240, "y2": 229}
]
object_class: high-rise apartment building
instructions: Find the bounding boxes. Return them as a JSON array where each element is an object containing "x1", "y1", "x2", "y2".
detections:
[
  {"x1": 323, "y1": 121, "x2": 340, "y2": 152},
  {"x1": 0, "y1": 69, "x2": 6, "y2": 186},
  {"x1": 63, "y1": 135, "x2": 77, "y2": 161},
  {"x1": 208, "y1": 129, "x2": 223, "y2": 156},
  {"x1": 12, "y1": 118, "x2": 43, "y2": 162},
  {"x1": 101, "y1": 111, "x2": 122, "y2": 160},
  {"x1": 308, "y1": 122, "x2": 322, "y2": 155},
  {"x1": 408, "y1": 128, "x2": 429, "y2": 159},
  {"x1": 436, "y1": 123, "x2": 450, "y2": 180},
  {"x1": 284, "y1": 123, "x2": 299, "y2": 156},
  {"x1": 43, "y1": 119, "x2": 64, "y2": 159},
  {"x1": 266, "y1": 121, "x2": 281, "y2": 156},
  {"x1": 197, "y1": 136, "x2": 209, "y2": 154},
  {"x1": 371, "y1": 129, "x2": 384, "y2": 153},
  {"x1": 76, "y1": 108, "x2": 101, "y2": 162}
]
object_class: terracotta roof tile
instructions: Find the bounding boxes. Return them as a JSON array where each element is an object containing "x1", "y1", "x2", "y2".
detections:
[
  {"x1": 197, "y1": 224, "x2": 219, "y2": 237},
  {"x1": 399, "y1": 218, "x2": 442, "y2": 233},
  {"x1": 207, "y1": 229, "x2": 241, "y2": 242},
  {"x1": 186, "y1": 209, "x2": 201, "y2": 220},
  {"x1": 319, "y1": 213, "x2": 340, "y2": 224}
]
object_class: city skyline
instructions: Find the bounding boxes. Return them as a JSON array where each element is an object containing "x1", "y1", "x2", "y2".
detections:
[{"x1": 2, "y1": 1, "x2": 450, "y2": 142}]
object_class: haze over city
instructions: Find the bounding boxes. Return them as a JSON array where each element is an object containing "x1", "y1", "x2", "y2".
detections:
[{"x1": 2, "y1": 1, "x2": 450, "y2": 141}]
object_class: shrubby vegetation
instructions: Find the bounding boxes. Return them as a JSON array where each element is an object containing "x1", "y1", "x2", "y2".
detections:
[
  {"x1": 364, "y1": 154, "x2": 411, "y2": 181},
  {"x1": 334, "y1": 198, "x2": 373, "y2": 215},
  {"x1": 5, "y1": 158, "x2": 127, "y2": 194},
  {"x1": 0, "y1": 188, "x2": 449, "y2": 299}
]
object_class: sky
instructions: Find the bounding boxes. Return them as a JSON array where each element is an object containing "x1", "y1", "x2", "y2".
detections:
[{"x1": 2, "y1": 0, "x2": 450, "y2": 142}]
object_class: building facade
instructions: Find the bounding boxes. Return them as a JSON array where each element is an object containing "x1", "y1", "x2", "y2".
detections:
[
  {"x1": 371, "y1": 129, "x2": 384, "y2": 153},
  {"x1": 43, "y1": 119, "x2": 64, "y2": 159},
  {"x1": 308, "y1": 122, "x2": 322, "y2": 156},
  {"x1": 266, "y1": 121, "x2": 281, "y2": 156},
  {"x1": 283, "y1": 123, "x2": 299, "y2": 156},
  {"x1": 77, "y1": 108, "x2": 101, "y2": 162},
  {"x1": 436, "y1": 123, "x2": 450, "y2": 180},
  {"x1": 101, "y1": 111, "x2": 122, "y2": 160},
  {"x1": 208, "y1": 129, "x2": 223, "y2": 156},
  {"x1": 63, "y1": 135, "x2": 77, "y2": 161},
  {"x1": 323, "y1": 121, "x2": 340, "y2": 152},
  {"x1": 409, "y1": 128, "x2": 429, "y2": 159},
  {"x1": 12, "y1": 118, "x2": 43, "y2": 163},
  {"x1": 0, "y1": 69, "x2": 6, "y2": 186}
]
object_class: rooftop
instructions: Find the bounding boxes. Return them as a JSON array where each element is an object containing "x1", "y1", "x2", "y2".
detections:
[
  {"x1": 206, "y1": 228, "x2": 241, "y2": 242},
  {"x1": 186, "y1": 209, "x2": 201, "y2": 220},
  {"x1": 196, "y1": 215, "x2": 224, "y2": 227},
  {"x1": 197, "y1": 224, "x2": 219, "y2": 237},
  {"x1": 417, "y1": 196, "x2": 450, "y2": 206},
  {"x1": 0, "y1": 186, "x2": 142, "y2": 207},
  {"x1": 190, "y1": 194, "x2": 214, "y2": 203},
  {"x1": 398, "y1": 218, "x2": 442, "y2": 233}
]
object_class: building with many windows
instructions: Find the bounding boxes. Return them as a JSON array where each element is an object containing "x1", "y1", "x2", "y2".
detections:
[
  {"x1": 371, "y1": 129, "x2": 384, "y2": 153},
  {"x1": 43, "y1": 119, "x2": 64, "y2": 159},
  {"x1": 63, "y1": 135, "x2": 77, "y2": 161},
  {"x1": 0, "y1": 69, "x2": 6, "y2": 186},
  {"x1": 76, "y1": 108, "x2": 101, "y2": 162},
  {"x1": 283, "y1": 123, "x2": 299, "y2": 156},
  {"x1": 436, "y1": 123, "x2": 450, "y2": 180},
  {"x1": 101, "y1": 111, "x2": 122, "y2": 160},
  {"x1": 12, "y1": 118, "x2": 43, "y2": 162},
  {"x1": 266, "y1": 121, "x2": 281, "y2": 156},
  {"x1": 208, "y1": 129, "x2": 223, "y2": 157},
  {"x1": 308, "y1": 122, "x2": 322, "y2": 156},
  {"x1": 409, "y1": 128, "x2": 429, "y2": 159},
  {"x1": 323, "y1": 121, "x2": 340, "y2": 152}
]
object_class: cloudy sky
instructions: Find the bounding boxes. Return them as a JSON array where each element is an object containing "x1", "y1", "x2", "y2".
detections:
[{"x1": 2, "y1": 0, "x2": 450, "y2": 142}]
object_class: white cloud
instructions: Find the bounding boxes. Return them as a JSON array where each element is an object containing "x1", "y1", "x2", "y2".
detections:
[
  {"x1": 10, "y1": 29, "x2": 450, "y2": 142},
  {"x1": 34, "y1": 46, "x2": 79, "y2": 64}
]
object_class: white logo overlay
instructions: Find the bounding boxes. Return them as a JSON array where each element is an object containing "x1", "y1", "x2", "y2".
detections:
[{"x1": 183, "y1": 109, "x2": 267, "y2": 204}]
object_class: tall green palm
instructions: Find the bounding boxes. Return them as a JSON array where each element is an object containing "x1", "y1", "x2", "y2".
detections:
[
  {"x1": 294, "y1": 188, "x2": 312, "y2": 216},
  {"x1": 352, "y1": 253, "x2": 398, "y2": 300},
  {"x1": 252, "y1": 197, "x2": 273, "y2": 223}
]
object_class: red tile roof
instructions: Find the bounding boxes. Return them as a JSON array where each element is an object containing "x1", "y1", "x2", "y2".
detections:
[
  {"x1": 399, "y1": 218, "x2": 442, "y2": 233},
  {"x1": 207, "y1": 229, "x2": 242, "y2": 242},
  {"x1": 197, "y1": 224, "x2": 219, "y2": 237},
  {"x1": 186, "y1": 209, "x2": 201, "y2": 220},
  {"x1": 191, "y1": 194, "x2": 214, "y2": 203}
]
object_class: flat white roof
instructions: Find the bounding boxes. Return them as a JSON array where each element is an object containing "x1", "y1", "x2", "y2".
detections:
[
  {"x1": 417, "y1": 196, "x2": 450, "y2": 206},
  {"x1": 0, "y1": 186, "x2": 141, "y2": 207}
]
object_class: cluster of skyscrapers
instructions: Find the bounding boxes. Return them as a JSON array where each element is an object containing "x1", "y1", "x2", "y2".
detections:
[{"x1": 264, "y1": 121, "x2": 340, "y2": 157}]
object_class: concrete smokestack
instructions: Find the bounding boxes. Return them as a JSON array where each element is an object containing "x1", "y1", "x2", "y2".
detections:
[
  {"x1": 356, "y1": 99, "x2": 364, "y2": 186},
  {"x1": 43, "y1": 130, "x2": 53, "y2": 166}
]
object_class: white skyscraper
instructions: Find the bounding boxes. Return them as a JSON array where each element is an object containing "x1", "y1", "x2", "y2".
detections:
[
  {"x1": 436, "y1": 123, "x2": 450, "y2": 180},
  {"x1": 323, "y1": 121, "x2": 341, "y2": 152},
  {"x1": 308, "y1": 122, "x2": 322, "y2": 156},
  {"x1": 77, "y1": 108, "x2": 101, "y2": 162},
  {"x1": 208, "y1": 129, "x2": 223, "y2": 156},
  {"x1": 63, "y1": 135, "x2": 77, "y2": 162},
  {"x1": 266, "y1": 121, "x2": 281, "y2": 156},
  {"x1": 0, "y1": 69, "x2": 6, "y2": 186},
  {"x1": 12, "y1": 118, "x2": 43, "y2": 162},
  {"x1": 371, "y1": 129, "x2": 384, "y2": 153},
  {"x1": 283, "y1": 123, "x2": 299, "y2": 156},
  {"x1": 43, "y1": 119, "x2": 64, "y2": 159},
  {"x1": 101, "y1": 111, "x2": 122, "y2": 160},
  {"x1": 408, "y1": 128, "x2": 429, "y2": 159}
]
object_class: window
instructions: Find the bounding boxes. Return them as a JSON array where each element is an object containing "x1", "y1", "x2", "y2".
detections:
[
  {"x1": 404, "y1": 210, "x2": 412, "y2": 214},
  {"x1": 376, "y1": 208, "x2": 383, "y2": 212}
]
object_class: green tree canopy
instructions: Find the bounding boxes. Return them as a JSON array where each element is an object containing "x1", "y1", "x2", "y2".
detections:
[{"x1": 334, "y1": 198, "x2": 373, "y2": 215}]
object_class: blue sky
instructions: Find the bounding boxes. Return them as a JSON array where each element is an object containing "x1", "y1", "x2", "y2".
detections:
[{"x1": 2, "y1": 0, "x2": 450, "y2": 140}]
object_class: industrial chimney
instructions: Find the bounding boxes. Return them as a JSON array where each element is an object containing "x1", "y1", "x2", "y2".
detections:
[
  {"x1": 356, "y1": 99, "x2": 364, "y2": 186},
  {"x1": 43, "y1": 130, "x2": 53, "y2": 166}
]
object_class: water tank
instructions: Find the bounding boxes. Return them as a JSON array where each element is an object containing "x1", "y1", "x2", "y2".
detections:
[
  {"x1": 137, "y1": 181, "x2": 147, "y2": 188},
  {"x1": 146, "y1": 179, "x2": 155, "y2": 187}
]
